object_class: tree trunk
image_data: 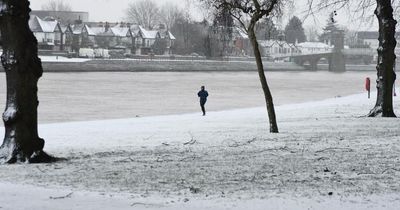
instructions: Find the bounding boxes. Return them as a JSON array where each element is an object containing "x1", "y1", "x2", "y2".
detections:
[
  {"x1": 0, "y1": 0, "x2": 52, "y2": 163},
  {"x1": 248, "y1": 27, "x2": 279, "y2": 133},
  {"x1": 368, "y1": 0, "x2": 397, "y2": 117}
]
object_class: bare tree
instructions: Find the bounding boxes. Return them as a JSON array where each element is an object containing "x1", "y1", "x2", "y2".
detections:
[
  {"x1": 126, "y1": 0, "x2": 160, "y2": 29},
  {"x1": 203, "y1": 0, "x2": 287, "y2": 133},
  {"x1": 0, "y1": 0, "x2": 53, "y2": 163},
  {"x1": 160, "y1": 4, "x2": 185, "y2": 30},
  {"x1": 41, "y1": 0, "x2": 72, "y2": 11},
  {"x1": 369, "y1": 0, "x2": 397, "y2": 117},
  {"x1": 305, "y1": 25, "x2": 319, "y2": 42}
]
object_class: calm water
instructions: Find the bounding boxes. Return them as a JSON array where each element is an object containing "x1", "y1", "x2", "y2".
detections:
[{"x1": 0, "y1": 71, "x2": 377, "y2": 123}]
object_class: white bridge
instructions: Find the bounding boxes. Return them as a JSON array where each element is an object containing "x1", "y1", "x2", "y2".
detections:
[{"x1": 267, "y1": 48, "x2": 375, "y2": 71}]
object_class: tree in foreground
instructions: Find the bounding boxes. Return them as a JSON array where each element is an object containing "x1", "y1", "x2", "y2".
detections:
[
  {"x1": 0, "y1": 0, "x2": 53, "y2": 163},
  {"x1": 204, "y1": 0, "x2": 283, "y2": 133},
  {"x1": 310, "y1": 0, "x2": 397, "y2": 117},
  {"x1": 368, "y1": 0, "x2": 397, "y2": 117}
]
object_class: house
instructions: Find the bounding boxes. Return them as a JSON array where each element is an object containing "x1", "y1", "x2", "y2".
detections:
[
  {"x1": 356, "y1": 31, "x2": 400, "y2": 51},
  {"x1": 81, "y1": 23, "x2": 115, "y2": 48},
  {"x1": 29, "y1": 15, "x2": 63, "y2": 50},
  {"x1": 355, "y1": 31, "x2": 400, "y2": 61},
  {"x1": 30, "y1": 19, "x2": 177, "y2": 56},
  {"x1": 259, "y1": 39, "x2": 300, "y2": 58},
  {"x1": 131, "y1": 25, "x2": 161, "y2": 55},
  {"x1": 31, "y1": 10, "x2": 89, "y2": 24},
  {"x1": 80, "y1": 23, "x2": 176, "y2": 55},
  {"x1": 157, "y1": 25, "x2": 176, "y2": 55},
  {"x1": 60, "y1": 25, "x2": 74, "y2": 51},
  {"x1": 68, "y1": 23, "x2": 85, "y2": 52},
  {"x1": 110, "y1": 24, "x2": 133, "y2": 52},
  {"x1": 296, "y1": 42, "x2": 332, "y2": 55}
]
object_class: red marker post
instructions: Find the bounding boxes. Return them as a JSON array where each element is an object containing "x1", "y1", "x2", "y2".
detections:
[{"x1": 365, "y1": 77, "x2": 371, "y2": 99}]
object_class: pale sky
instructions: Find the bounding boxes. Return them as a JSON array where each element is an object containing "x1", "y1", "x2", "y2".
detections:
[
  {"x1": 30, "y1": 0, "x2": 194, "y2": 22},
  {"x1": 29, "y1": 0, "x2": 379, "y2": 32}
]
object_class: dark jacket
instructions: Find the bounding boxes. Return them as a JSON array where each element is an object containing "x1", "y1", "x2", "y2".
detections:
[{"x1": 198, "y1": 90, "x2": 208, "y2": 104}]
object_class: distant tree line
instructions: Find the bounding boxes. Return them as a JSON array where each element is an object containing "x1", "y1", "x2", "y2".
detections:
[{"x1": 41, "y1": 0, "x2": 72, "y2": 11}]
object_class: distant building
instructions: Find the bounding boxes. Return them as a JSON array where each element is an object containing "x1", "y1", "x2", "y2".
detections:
[
  {"x1": 80, "y1": 23, "x2": 132, "y2": 53},
  {"x1": 70, "y1": 23, "x2": 176, "y2": 55},
  {"x1": 356, "y1": 31, "x2": 400, "y2": 50},
  {"x1": 355, "y1": 31, "x2": 400, "y2": 61},
  {"x1": 157, "y1": 25, "x2": 176, "y2": 55},
  {"x1": 131, "y1": 25, "x2": 160, "y2": 55},
  {"x1": 31, "y1": 10, "x2": 89, "y2": 24},
  {"x1": 29, "y1": 15, "x2": 63, "y2": 50},
  {"x1": 259, "y1": 39, "x2": 299, "y2": 58},
  {"x1": 296, "y1": 42, "x2": 332, "y2": 55},
  {"x1": 28, "y1": 11, "x2": 176, "y2": 56}
]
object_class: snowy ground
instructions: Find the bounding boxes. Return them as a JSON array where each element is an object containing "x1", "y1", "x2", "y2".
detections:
[
  {"x1": 0, "y1": 90, "x2": 400, "y2": 209},
  {"x1": 0, "y1": 71, "x2": 400, "y2": 209}
]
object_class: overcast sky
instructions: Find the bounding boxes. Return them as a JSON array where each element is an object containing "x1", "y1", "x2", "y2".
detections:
[
  {"x1": 30, "y1": 0, "x2": 192, "y2": 22},
  {"x1": 29, "y1": 0, "x2": 378, "y2": 32}
]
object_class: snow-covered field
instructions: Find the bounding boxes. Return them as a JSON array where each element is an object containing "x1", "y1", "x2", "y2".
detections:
[{"x1": 0, "y1": 72, "x2": 400, "y2": 209}]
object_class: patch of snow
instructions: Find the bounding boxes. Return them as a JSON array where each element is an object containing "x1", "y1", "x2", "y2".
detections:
[
  {"x1": 2, "y1": 105, "x2": 17, "y2": 122},
  {"x1": 139, "y1": 26, "x2": 159, "y2": 39}
]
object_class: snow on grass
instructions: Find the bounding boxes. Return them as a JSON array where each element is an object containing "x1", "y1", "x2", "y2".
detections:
[
  {"x1": 1, "y1": 182, "x2": 399, "y2": 210},
  {"x1": 0, "y1": 91, "x2": 400, "y2": 209}
]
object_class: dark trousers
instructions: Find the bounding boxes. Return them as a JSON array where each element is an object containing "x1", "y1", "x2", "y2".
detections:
[{"x1": 200, "y1": 100, "x2": 206, "y2": 115}]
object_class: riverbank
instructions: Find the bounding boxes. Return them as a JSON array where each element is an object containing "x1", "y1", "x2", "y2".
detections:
[{"x1": 0, "y1": 57, "x2": 379, "y2": 72}]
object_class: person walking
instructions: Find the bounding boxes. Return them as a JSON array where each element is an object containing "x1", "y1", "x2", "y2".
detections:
[{"x1": 197, "y1": 86, "x2": 209, "y2": 116}]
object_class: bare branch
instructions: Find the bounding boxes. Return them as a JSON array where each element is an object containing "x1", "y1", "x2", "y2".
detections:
[
  {"x1": 41, "y1": 0, "x2": 72, "y2": 11},
  {"x1": 125, "y1": 0, "x2": 161, "y2": 29}
]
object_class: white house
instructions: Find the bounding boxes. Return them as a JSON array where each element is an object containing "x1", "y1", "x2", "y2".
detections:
[
  {"x1": 29, "y1": 19, "x2": 176, "y2": 55},
  {"x1": 110, "y1": 25, "x2": 132, "y2": 51},
  {"x1": 29, "y1": 15, "x2": 63, "y2": 50},
  {"x1": 356, "y1": 31, "x2": 400, "y2": 59},
  {"x1": 159, "y1": 30, "x2": 176, "y2": 55},
  {"x1": 81, "y1": 24, "x2": 115, "y2": 48},
  {"x1": 131, "y1": 25, "x2": 161, "y2": 55},
  {"x1": 259, "y1": 39, "x2": 299, "y2": 58},
  {"x1": 296, "y1": 42, "x2": 332, "y2": 55}
]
